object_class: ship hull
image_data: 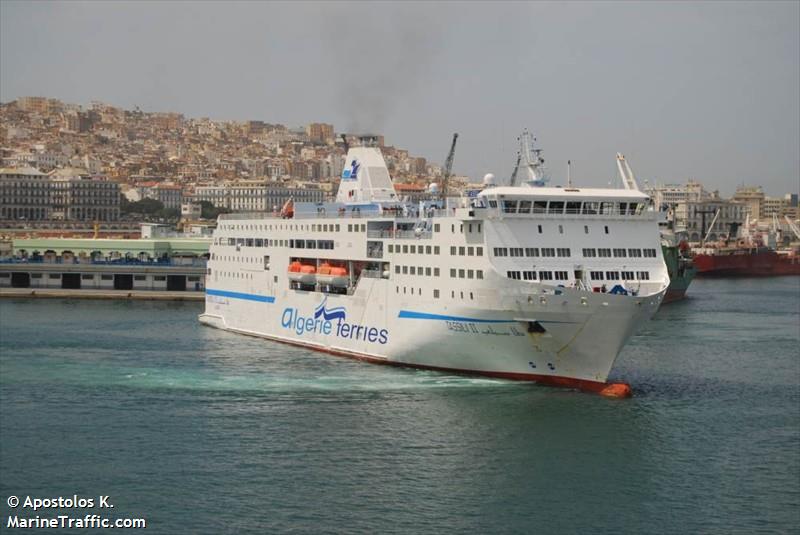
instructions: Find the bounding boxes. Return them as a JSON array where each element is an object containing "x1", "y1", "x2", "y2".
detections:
[
  {"x1": 694, "y1": 248, "x2": 800, "y2": 277},
  {"x1": 199, "y1": 280, "x2": 664, "y2": 392},
  {"x1": 661, "y1": 244, "x2": 696, "y2": 303}
]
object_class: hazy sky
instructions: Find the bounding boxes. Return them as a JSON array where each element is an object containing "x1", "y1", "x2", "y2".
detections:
[{"x1": 1, "y1": 1, "x2": 798, "y2": 195}]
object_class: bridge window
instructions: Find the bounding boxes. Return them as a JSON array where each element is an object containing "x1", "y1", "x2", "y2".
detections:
[
  {"x1": 548, "y1": 201, "x2": 564, "y2": 214},
  {"x1": 533, "y1": 201, "x2": 547, "y2": 214},
  {"x1": 503, "y1": 200, "x2": 518, "y2": 213},
  {"x1": 519, "y1": 200, "x2": 532, "y2": 213}
]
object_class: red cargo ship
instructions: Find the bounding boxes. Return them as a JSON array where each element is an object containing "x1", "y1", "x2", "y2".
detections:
[{"x1": 693, "y1": 246, "x2": 800, "y2": 276}]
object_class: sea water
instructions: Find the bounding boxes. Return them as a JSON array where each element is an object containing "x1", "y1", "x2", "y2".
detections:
[{"x1": 1, "y1": 277, "x2": 798, "y2": 533}]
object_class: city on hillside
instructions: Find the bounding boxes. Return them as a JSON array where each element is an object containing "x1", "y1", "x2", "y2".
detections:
[{"x1": 0, "y1": 96, "x2": 797, "y2": 244}]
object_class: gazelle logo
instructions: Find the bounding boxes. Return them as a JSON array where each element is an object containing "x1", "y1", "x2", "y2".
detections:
[
  {"x1": 341, "y1": 159, "x2": 360, "y2": 180},
  {"x1": 281, "y1": 296, "x2": 389, "y2": 344}
]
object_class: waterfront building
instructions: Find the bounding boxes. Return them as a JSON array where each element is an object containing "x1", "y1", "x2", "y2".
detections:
[
  {"x1": 0, "y1": 167, "x2": 52, "y2": 220},
  {"x1": 684, "y1": 197, "x2": 747, "y2": 241},
  {"x1": 194, "y1": 182, "x2": 326, "y2": 212},
  {"x1": 732, "y1": 186, "x2": 765, "y2": 221}
]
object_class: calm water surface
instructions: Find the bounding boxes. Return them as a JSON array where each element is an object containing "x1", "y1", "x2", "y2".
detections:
[{"x1": 1, "y1": 278, "x2": 798, "y2": 533}]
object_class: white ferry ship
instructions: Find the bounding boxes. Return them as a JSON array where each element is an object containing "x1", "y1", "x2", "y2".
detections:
[{"x1": 199, "y1": 135, "x2": 668, "y2": 396}]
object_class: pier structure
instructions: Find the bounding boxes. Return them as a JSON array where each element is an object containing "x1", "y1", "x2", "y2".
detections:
[{"x1": 0, "y1": 237, "x2": 210, "y2": 293}]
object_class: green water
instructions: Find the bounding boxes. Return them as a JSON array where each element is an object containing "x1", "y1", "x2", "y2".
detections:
[{"x1": 1, "y1": 277, "x2": 798, "y2": 533}]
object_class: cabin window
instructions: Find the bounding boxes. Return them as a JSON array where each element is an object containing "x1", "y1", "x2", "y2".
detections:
[
  {"x1": 599, "y1": 248, "x2": 611, "y2": 257},
  {"x1": 426, "y1": 246, "x2": 432, "y2": 254},
  {"x1": 434, "y1": 224, "x2": 440, "y2": 232},
  {"x1": 459, "y1": 246, "x2": 466, "y2": 256},
  {"x1": 450, "y1": 268, "x2": 456, "y2": 277},
  {"x1": 518, "y1": 200, "x2": 532, "y2": 213},
  {"x1": 477, "y1": 270, "x2": 484, "y2": 279},
  {"x1": 541, "y1": 248, "x2": 555, "y2": 257},
  {"x1": 522, "y1": 271, "x2": 536, "y2": 280},
  {"x1": 467, "y1": 270, "x2": 474, "y2": 279},
  {"x1": 476, "y1": 247, "x2": 483, "y2": 256},
  {"x1": 434, "y1": 268, "x2": 440, "y2": 276},
  {"x1": 622, "y1": 271, "x2": 635, "y2": 280},
  {"x1": 555, "y1": 271, "x2": 569, "y2": 281},
  {"x1": 604, "y1": 225, "x2": 610, "y2": 234},
  {"x1": 539, "y1": 271, "x2": 553, "y2": 281},
  {"x1": 434, "y1": 289, "x2": 440, "y2": 298},
  {"x1": 613, "y1": 248, "x2": 627, "y2": 258},
  {"x1": 450, "y1": 246, "x2": 457, "y2": 255},
  {"x1": 628, "y1": 248, "x2": 642, "y2": 258},
  {"x1": 503, "y1": 200, "x2": 518, "y2": 213},
  {"x1": 558, "y1": 224, "x2": 564, "y2": 234},
  {"x1": 510, "y1": 248, "x2": 523, "y2": 257},
  {"x1": 410, "y1": 245, "x2": 416, "y2": 254},
  {"x1": 264, "y1": 256, "x2": 270, "y2": 270},
  {"x1": 507, "y1": 271, "x2": 521, "y2": 280},
  {"x1": 459, "y1": 269, "x2": 465, "y2": 278},
  {"x1": 403, "y1": 266, "x2": 408, "y2": 274},
  {"x1": 637, "y1": 271, "x2": 650, "y2": 280},
  {"x1": 395, "y1": 265, "x2": 400, "y2": 274},
  {"x1": 644, "y1": 248, "x2": 657, "y2": 258},
  {"x1": 584, "y1": 225, "x2": 589, "y2": 234},
  {"x1": 410, "y1": 266, "x2": 416, "y2": 275},
  {"x1": 537, "y1": 225, "x2": 543, "y2": 234},
  {"x1": 467, "y1": 247, "x2": 474, "y2": 256},
  {"x1": 426, "y1": 267, "x2": 432, "y2": 276},
  {"x1": 557, "y1": 248, "x2": 570, "y2": 257},
  {"x1": 388, "y1": 244, "x2": 394, "y2": 253}
]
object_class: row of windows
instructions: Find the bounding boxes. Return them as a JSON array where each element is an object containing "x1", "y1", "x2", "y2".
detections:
[
  {"x1": 493, "y1": 247, "x2": 569, "y2": 258},
  {"x1": 219, "y1": 222, "x2": 346, "y2": 232},
  {"x1": 394, "y1": 265, "x2": 441, "y2": 277},
  {"x1": 388, "y1": 244, "x2": 441, "y2": 255},
  {"x1": 589, "y1": 271, "x2": 650, "y2": 281},
  {"x1": 449, "y1": 246, "x2": 484, "y2": 257},
  {"x1": 449, "y1": 268, "x2": 485, "y2": 280},
  {"x1": 507, "y1": 270, "x2": 568, "y2": 281},
  {"x1": 396, "y1": 286, "x2": 477, "y2": 301},
  {"x1": 581, "y1": 247, "x2": 658, "y2": 258},
  {"x1": 489, "y1": 199, "x2": 645, "y2": 216},
  {"x1": 448, "y1": 223, "x2": 481, "y2": 233}
]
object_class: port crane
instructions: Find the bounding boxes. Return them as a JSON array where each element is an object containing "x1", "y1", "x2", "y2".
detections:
[
  {"x1": 785, "y1": 215, "x2": 800, "y2": 241},
  {"x1": 439, "y1": 133, "x2": 458, "y2": 201},
  {"x1": 615, "y1": 153, "x2": 640, "y2": 191}
]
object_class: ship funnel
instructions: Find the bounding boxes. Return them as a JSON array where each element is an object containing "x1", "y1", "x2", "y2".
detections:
[{"x1": 335, "y1": 145, "x2": 398, "y2": 204}]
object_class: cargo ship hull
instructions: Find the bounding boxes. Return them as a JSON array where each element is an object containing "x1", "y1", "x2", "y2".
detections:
[{"x1": 693, "y1": 247, "x2": 800, "y2": 277}]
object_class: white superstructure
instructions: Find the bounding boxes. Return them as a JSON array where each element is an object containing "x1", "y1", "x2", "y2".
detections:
[{"x1": 200, "y1": 138, "x2": 669, "y2": 395}]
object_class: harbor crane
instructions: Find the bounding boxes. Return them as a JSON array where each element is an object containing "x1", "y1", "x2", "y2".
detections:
[
  {"x1": 785, "y1": 215, "x2": 800, "y2": 241},
  {"x1": 702, "y1": 208, "x2": 721, "y2": 244},
  {"x1": 615, "y1": 153, "x2": 640, "y2": 191},
  {"x1": 439, "y1": 133, "x2": 458, "y2": 201}
]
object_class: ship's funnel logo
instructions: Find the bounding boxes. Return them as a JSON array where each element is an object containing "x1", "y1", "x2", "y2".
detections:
[
  {"x1": 341, "y1": 159, "x2": 360, "y2": 180},
  {"x1": 313, "y1": 296, "x2": 346, "y2": 322}
]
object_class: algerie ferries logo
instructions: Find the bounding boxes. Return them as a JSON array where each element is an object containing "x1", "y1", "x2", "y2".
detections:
[
  {"x1": 281, "y1": 296, "x2": 389, "y2": 345},
  {"x1": 341, "y1": 159, "x2": 360, "y2": 180}
]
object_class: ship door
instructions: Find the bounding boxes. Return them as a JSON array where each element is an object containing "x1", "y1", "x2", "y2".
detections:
[{"x1": 574, "y1": 269, "x2": 584, "y2": 286}]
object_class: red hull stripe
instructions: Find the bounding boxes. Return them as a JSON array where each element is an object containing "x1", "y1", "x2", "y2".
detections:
[{"x1": 216, "y1": 324, "x2": 629, "y2": 397}]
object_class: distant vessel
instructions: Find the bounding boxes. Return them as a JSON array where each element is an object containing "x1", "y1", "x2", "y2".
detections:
[
  {"x1": 693, "y1": 246, "x2": 800, "y2": 276},
  {"x1": 693, "y1": 215, "x2": 800, "y2": 277},
  {"x1": 661, "y1": 239, "x2": 696, "y2": 302},
  {"x1": 199, "y1": 134, "x2": 669, "y2": 396}
]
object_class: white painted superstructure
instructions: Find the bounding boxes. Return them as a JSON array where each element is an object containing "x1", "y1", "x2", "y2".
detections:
[{"x1": 200, "y1": 140, "x2": 668, "y2": 394}]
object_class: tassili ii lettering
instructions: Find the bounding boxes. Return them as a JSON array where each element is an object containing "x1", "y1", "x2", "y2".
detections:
[{"x1": 280, "y1": 299, "x2": 388, "y2": 344}]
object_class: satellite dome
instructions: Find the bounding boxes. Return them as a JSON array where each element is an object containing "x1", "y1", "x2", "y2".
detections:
[
  {"x1": 483, "y1": 173, "x2": 496, "y2": 185},
  {"x1": 428, "y1": 182, "x2": 439, "y2": 193}
]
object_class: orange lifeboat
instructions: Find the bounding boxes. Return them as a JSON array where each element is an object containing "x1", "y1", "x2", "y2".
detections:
[
  {"x1": 318, "y1": 265, "x2": 349, "y2": 287},
  {"x1": 288, "y1": 262, "x2": 316, "y2": 284}
]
